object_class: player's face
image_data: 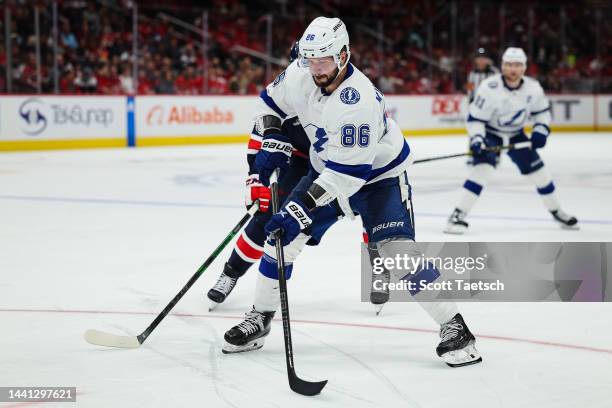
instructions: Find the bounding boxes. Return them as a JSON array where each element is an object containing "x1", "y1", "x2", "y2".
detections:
[
  {"x1": 502, "y1": 61, "x2": 526, "y2": 82},
  {"x1": 474, "y1": 56, "x2": 488, "y2": 70},
  {"x1": 307, "y1": 56, "x2": 338, "y2": 87}
]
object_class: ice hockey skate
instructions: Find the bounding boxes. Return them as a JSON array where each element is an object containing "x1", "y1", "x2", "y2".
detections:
[
  {"x1": 444, "y1": 208, "x2": 469, "y2": 235},
  {"x1": 551, "y1": 209, "x2": 579, "y2": 229},
  {"x1": 370, "y1": 268, "x2": 390, "y2": 316},
  {"x1": 436, "y1": 313, "x2": 482, "y2": 367},
  {"x1": 207, "y1": 263, "x2": 239, "y2": 311},
  {"x1": 222, "y1": 307, "x2": 275, "y2": 354}
]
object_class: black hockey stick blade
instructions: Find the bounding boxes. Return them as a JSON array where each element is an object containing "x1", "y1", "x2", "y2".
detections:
[{"x1": 289, "y1": 370, "x2": 328, "y2": 396}]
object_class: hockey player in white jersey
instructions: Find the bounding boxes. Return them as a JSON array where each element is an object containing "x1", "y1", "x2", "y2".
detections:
[
  {"x1": 445, "y1": 47, "x2": 578, "y2": 234},
  {"x1": 222, "y1": 16, "x2": 482, "y2": 367}
]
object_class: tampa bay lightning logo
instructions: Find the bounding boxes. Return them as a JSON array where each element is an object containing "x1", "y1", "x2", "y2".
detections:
[
  {"x1": 303, "y1": 123, "x2": 328, "y2": 153},
  {"x1": 19, "y1": 98, "x2": 48, "y2": 135},
  {"x1": 488, "y1": 81, "x2": 498, "y2": 89},
  {"x1": 272, "y1": 70, "x2": 286, "y2": 87},
  {"x1": 340, "y1": 87, "x2": 360, "y2": 105},
  {"x1": 498, "y1": 109, "x2": 527, "y2": 127}
]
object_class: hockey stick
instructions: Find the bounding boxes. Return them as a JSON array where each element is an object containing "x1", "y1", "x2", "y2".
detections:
[
  {"x1": 84, "y1": 202, "x2": 260, "y2": 349},
  {"x1": 412, "y1": 141, "x2": 532, "y2": 164},
  {"x1": 269, "y1": 169, "x2": 328, "y2": 396}
]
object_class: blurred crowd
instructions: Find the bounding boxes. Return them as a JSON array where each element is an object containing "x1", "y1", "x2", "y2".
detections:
[{"x1": 0, "y1": 0, "x2": 610, "y2": 95}]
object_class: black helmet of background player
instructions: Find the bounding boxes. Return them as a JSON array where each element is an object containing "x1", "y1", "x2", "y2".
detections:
[
  {"x1": 474, "y1": 47, "x2": 490, "y2": 71},
  {"x1": 289, "y1": 40, "x2": 300, "y2": 64}
]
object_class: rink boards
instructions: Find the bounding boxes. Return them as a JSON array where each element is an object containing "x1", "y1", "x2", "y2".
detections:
[{"x1": 1, "y1": 94, "x2": 611, "y2": 151}]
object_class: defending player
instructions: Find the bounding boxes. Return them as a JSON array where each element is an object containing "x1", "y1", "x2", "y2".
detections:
[
  {"x1": 445, "y1": 47, "x2": 578, "y2": 234},
  {"x1": 222, "y1": 17, "x2": 482, "y2": 367}
]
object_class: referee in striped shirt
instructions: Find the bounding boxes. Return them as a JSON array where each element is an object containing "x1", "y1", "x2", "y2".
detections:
[
  {"x1": 466, "y1": 48, "x2": 499, "y2": 103},
  {"x1": 465, "y1": 48, "x2": 499, "y2": 164}
]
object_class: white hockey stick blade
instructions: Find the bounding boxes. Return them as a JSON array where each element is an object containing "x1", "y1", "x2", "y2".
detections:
[{"x1": 84, "y1": 329, "x2": 141, "y2": 349}]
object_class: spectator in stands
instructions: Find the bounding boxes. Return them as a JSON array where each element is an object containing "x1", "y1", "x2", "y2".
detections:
[
  {"x1": 175, "y1": 65, "x2": 203, "y2": 94},
  {"x1": 119, "y1": 65, "x2": 134, "y2": 94},
  {"x1": 74, "y1": 67, "x2": 98, "y2": 93},
  {"x1": 61, "y1": 23, "x2": 79, "y2": 50},
  {"x1": 156, "y1": 69, "x2": 176, "y2": 94}
]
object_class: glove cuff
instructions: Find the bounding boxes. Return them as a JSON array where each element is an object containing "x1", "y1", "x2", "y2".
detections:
[
  {"x1": 470, "y1": 134, "x2": 485, "y2": 144},
  {"x1": 246, "y1": 174, "x2": 261, "y2": 186}
]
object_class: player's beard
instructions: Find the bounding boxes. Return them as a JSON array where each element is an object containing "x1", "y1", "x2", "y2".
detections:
[
  {"x1": 312, "y1": 67, "x2": 339, "y2": 88},
  {"x1": 503, "y1": 70, "x2": 523, "y2": 84}
]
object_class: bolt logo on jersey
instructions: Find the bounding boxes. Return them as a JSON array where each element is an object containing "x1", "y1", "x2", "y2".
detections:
[
  {"x1": 313, "y1": 126, "x2": 328, "y2": 153},
  {"x1": 498, "y1": 109, "x2": 526, "y2": 127},
  {"x1": 273, "y1": 71, "x2": 286, "y2": 87},
  {"x1": 340, "y1": 87, "x2": 360, "y2": 105}
]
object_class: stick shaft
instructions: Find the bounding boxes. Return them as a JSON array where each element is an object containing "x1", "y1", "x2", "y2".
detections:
[
  {"x1": 412, "y1": 141, "x2": 532, "y2": 164},
  {"x1": 136, "y1": 203, "x2": 259, "y2": 344}
]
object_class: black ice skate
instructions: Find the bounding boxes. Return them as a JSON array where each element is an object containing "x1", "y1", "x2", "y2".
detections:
[
  {"x1": 207, "y1": 263, "x2": 238, "y2": 311},
  {"x1": 551, "y1": 209, "x2": 579, "y2": 229},
  {"x1": 370, "y1": 268, "x2": 390, "y2": 316},
  {"x1": 436, "y1": 313, "x2": 482, "y2": 367},
  {"x1": 222, "y1": 307, "x2": 275, "y2": 354},
  {"x1": 368, "y1": 245, "x2": 389, "y2": 315},
  {"x1": 444, "y1": 208, "x2": 469, "y2": 235}
]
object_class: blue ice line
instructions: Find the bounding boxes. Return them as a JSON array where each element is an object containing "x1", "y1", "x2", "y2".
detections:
[
  {"x1": 1, "y1": 194, "x2": 611, "y2": 225},
  {"x1": 0, "y1": 194, "x2": 242, "y2": 210}
]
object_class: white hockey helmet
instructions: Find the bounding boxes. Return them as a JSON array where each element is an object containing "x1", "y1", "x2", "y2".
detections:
[
  {"x1": 502, "y1": 47, "x2": 527, "y2": 64},
  {"x1": 299, "y1": 17, "x2": 351, "y2": 71}
]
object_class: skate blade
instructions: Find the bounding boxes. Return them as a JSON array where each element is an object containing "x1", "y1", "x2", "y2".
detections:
[
  {"x1": 561, "y1": 223, "x2": 580, "y2": 230},
  {"x1": 443, "y1": 224, "x2": 467, "y2": 235},
  {"x1": 222, "y1": 338, "x2": 266, "y2": 354},
  {"x1": 208, "y1": 300, "x2": 220, "y2": 312},
  {"x1": 373, "y1": 303, "x2": 385, "y2": 316},
  {"x1": 441, "y1": 341, "x2": 482, "y2": 368}
]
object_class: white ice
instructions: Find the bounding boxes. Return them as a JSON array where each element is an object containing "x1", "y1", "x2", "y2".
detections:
[{"x1": 1, "y1": 133, "x2": 611, "y2": 407}]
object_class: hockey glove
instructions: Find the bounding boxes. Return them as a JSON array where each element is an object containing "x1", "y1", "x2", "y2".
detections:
[
  {"x1": 531, "y1": 131, "x2": 547, "y2": 149},
  {"x1": 254, "y1": 133, "x2": 293, "y2": 186},
  {"x1": 469, "y1": 135, "x2": 486, "y2": 156},
  {"x1": 245, "y1": 174, "x2": 271, "y2": 213},
  {"x1": 265, "y1": 198, "x2": 312, "y2": 246}
]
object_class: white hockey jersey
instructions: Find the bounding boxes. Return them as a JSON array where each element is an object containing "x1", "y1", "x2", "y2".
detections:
[
  {"x1": 467, "y1": 74, "x2": 551, "y2": 141},
  {"x1": 254, "y1": 61, "x2": 411, "y2": 202}
]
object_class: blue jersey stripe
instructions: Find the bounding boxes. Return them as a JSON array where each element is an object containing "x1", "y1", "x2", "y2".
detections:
[
  {"x1": 467, "y1": 114, "x2": 488, "y2": 123},
  {"x1": 368, "y1": 141, "x2": 410, "y2": 180},
  {"x1": 531, "y1": 106, "x2": 551, "y2": 115},
  {"x1": 326, "y1": 161, "x2": 372, "y2": 180},
  {"x1": 259, "y1": 89, "x2": 287, "y2": 119}
]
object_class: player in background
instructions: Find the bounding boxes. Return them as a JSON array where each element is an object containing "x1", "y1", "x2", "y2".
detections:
[
  {"x1": 466, "y1": 48, "x2": 499, "y2": 164},
  {"x1": 222, "y1": 17, "x2": 482, "y2": 367},
  {"x1": 445, "y1": 47, "x2": 578, "y2": 234},
  {"x1": 206, "y1": 42, "x2": 310, "y2": 310}
]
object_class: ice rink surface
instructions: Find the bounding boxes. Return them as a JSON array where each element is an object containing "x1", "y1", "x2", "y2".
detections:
[{"x1": 1, "y1": 133, "x2": 611, "y2": 407}]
